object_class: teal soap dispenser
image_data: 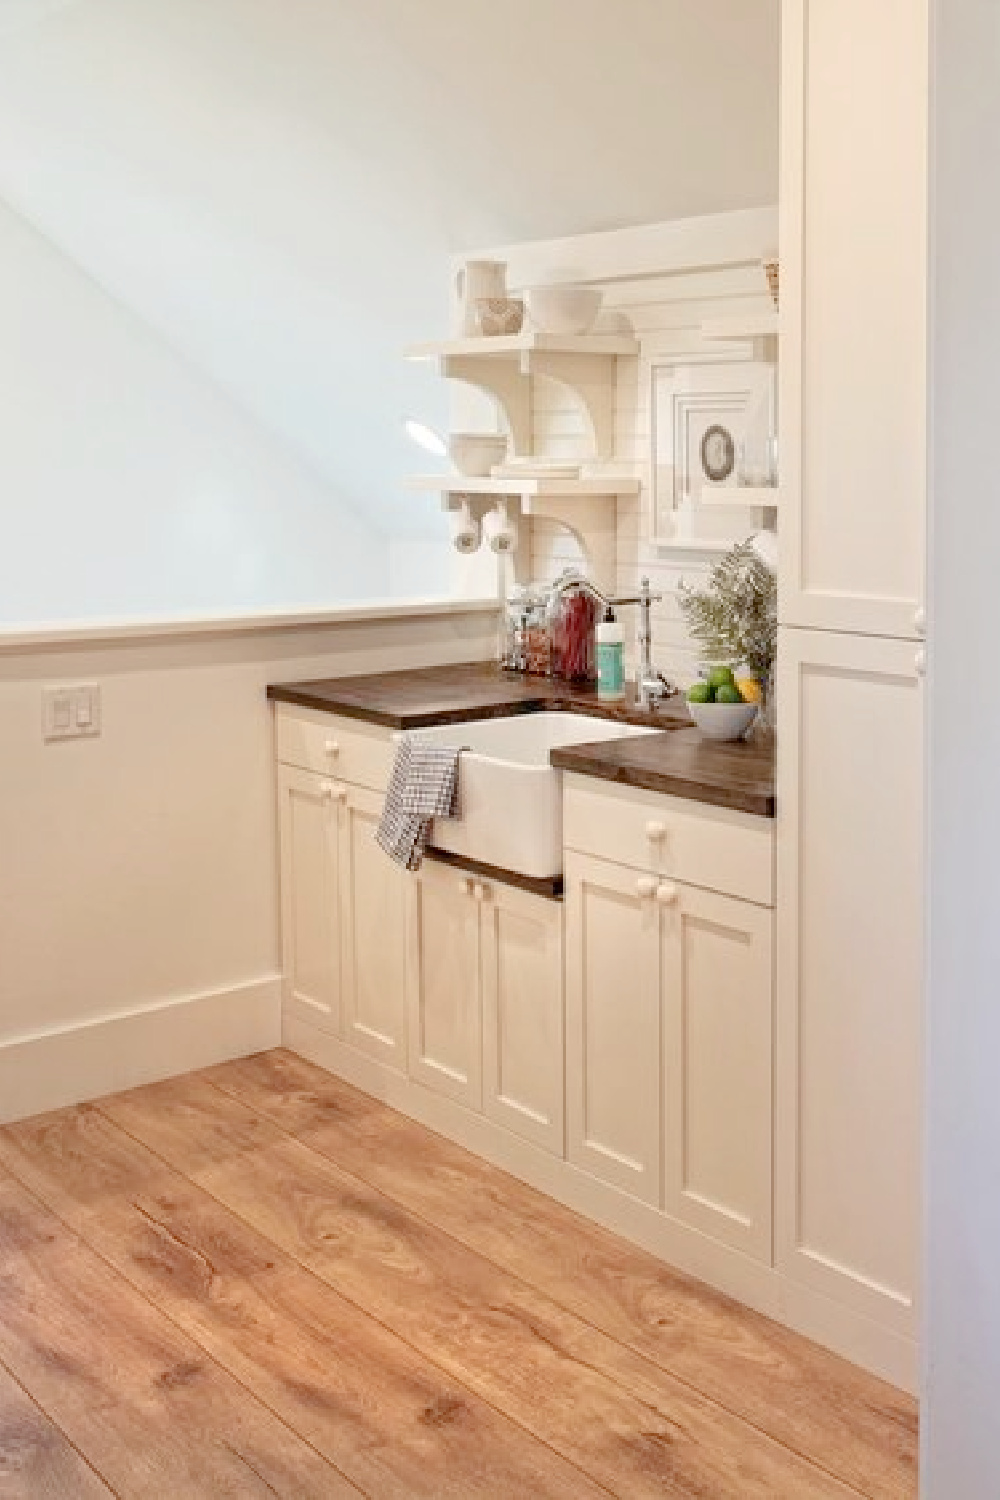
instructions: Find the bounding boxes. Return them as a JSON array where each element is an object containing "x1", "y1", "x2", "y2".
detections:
[{"x1": 596, "y1": 606, "x2": 625, "y2": 700}]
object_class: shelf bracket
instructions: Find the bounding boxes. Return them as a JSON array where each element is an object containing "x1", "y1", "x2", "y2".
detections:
[
  {"x1": 525, "y1": 351, "x2": 622, "y2": 462},
  {"x1": 440, "y1": 355, "x2": 532, "y2": 455}
]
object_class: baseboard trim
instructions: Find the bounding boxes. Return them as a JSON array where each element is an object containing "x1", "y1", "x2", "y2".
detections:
[
  {"x1": 0, "y1": 976, "x2": 282, "y2": 1125},
  {"x1": 284, "y1": 1012, "x2": 918, "y2": 1396}
]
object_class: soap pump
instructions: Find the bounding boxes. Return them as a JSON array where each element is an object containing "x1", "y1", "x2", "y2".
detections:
[{"x1": 596, "y1": 605, "x2": 625, "y2": 701}]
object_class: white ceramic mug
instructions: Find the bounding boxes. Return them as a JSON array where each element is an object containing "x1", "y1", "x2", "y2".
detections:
[{"x1": 454, "y1": 259, "x2": 507, "y2": 336}]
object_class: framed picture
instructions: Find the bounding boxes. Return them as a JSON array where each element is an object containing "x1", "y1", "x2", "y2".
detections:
[{"x1": 650, "y1": 360, "x2": 777, "y2": 544}]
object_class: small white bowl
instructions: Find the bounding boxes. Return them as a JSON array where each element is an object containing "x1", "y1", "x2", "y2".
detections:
[
  {"x1": 524, "y1": 285, "x2": 603, "y2": 336},
  {"x1": 687, "y1": 699, "x2": 759, "y2": 741},
  {"x1": 448, "y1": 432, "x2": 508, "y2": 477}
]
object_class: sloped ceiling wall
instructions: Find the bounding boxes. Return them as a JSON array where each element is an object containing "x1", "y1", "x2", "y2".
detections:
[{"x1": 0, "y1": 0, "x2": 778, "y2": 601}]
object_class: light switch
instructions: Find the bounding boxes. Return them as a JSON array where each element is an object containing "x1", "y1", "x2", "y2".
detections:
[{"x1": 43, "y1": 684, "x2": 102, "y2": 741}]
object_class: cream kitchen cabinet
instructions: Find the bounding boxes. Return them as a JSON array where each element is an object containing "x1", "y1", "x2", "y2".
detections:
[
  {"x1": 277, "y1": 763, "x2": 343, "y2": 1036},
  {"x1": 276, "y1": 708, "x2": 407, "y2": 1068},
  {"x1": 565, "y1": 848, "x2": 773, "y2": 1258},
  {"x1": 776, "y1": 628, "x2": 923, "y2": 1360},
  {"x1": 780, "y1": 0, "x2": 928, "y2": 641},
  {"x1": 405, "y1": 863, "x2": 564, "y2": 1152}
]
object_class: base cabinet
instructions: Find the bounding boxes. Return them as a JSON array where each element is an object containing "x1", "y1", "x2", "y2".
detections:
[
  {"x1": 340, "y1": 785, "x2": 408, "y2": 1070},
  {"x1": 481, "y1": 881, "x2": 564, "y2": 1155},
  {"x1": 565, "y1": 851, "x2": 773, "y2": 1259},
  {"x1": 277, "y1": 764, "x2": 342, "y2": 1035},
  {"x1": 777, "y1": 627, "x2": 922, "y2": 1342},
  {"x1": 565, "y1": 853, "x2": 662, "y2": 1205},
  {"x1": 405, "y1": 861, "x2": 484, "y2": 1109}
]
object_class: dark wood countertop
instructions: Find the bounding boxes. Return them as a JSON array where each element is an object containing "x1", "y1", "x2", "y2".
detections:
[
  {"x1": 267, "y1": 661, "x2": 774, "y2": 819},
  {"x1": 551, "y1": 727, "x2": 775, "y2": 818},
  {"x1": 267, "y1": 661, "x2": 692, "y2": 731}
]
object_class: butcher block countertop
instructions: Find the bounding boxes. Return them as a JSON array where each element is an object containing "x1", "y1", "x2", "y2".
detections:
[{"x1": 268, "y1": 661, "x2": 774, "y2": 818}]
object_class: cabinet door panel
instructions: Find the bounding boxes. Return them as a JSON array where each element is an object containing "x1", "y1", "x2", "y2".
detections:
[
  {"x1": 277, "y1": 765, "x2": 340, "y2": 1035},
  {"x1": 406, "y1": 862, "x2": 482, "y2": 1108},
  {"x1": 482, "y1": 885, "x2": 564, "y2": 1155},
  {"x1": 780, "y1": 0, "x2": 928, "y2": 638},
  {"x1": 340, "y1": 786, "x2": 407, "y2": 1070},
  {"x1": 565, "y1": 853, "x2": 661, "y2": 1205},
  {"x1": 662, "y1": 885, "x2": 773, "y2": 1262},
  {"x1": 777, "y1": 627, "x2": 922, "y2": 1334}
]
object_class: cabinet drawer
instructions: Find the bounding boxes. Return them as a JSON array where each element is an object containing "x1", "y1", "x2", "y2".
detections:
[
  {"x1": 563, "y1": 775, "x2": 774, "y2": 908},
  {"x1": 275, "y1": 706, "x2": 394, "y2": 792}
]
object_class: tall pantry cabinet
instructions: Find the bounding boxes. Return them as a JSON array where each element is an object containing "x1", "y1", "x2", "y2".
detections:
[{"x1": 777, "y1": 0, "x2": 927, "y2": 1392}]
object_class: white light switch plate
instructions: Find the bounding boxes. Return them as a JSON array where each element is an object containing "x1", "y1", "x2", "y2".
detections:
[{"x1": 42, "y1": 683, "x2": 101, "y2": 741}]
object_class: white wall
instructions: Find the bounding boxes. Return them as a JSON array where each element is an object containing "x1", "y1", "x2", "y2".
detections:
[
  {"x1": 0, "y1": 202, "x2": 394, "y2": 622},
  {"x1": 0, "y1": 0, "x2": 778, "y2": 619},
  {"x1": 0, "y1": 604, "x2": 498, "y2": 1121},
  {"x1": 924, "y1": 1, "x2": 1000, "y2": 1493}
]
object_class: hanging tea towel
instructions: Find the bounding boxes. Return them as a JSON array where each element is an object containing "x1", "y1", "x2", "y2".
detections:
[{"x1": 376, "y1": 736, "x2": 462, "y2": 871}]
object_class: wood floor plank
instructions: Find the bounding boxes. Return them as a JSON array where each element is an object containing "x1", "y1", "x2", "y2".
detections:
[
  {"x1": 0, "y1": 1360, "x2": 113, "y2": 1499},
  {"x1": 100, "y1": 1073, "x2": 860, "y2": 1500},
  {"x1": 0, "y1": 1106, "x2": 606, "y2": 1500},
  {"x1": 0, "y1": 1167, "x2": 361, "y2": 1500},
  {"x1": 207, "y1": 1048, "x2": 918, "y2": 1500}
]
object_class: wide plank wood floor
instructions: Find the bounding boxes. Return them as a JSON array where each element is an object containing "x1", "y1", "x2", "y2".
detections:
[{"x1": 0, "y1": 1049, "x2": 917, "y2": 1498}]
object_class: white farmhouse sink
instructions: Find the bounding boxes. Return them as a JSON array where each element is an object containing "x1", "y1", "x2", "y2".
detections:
[{"x1": 407, "y1": 712, "x2": 658, "y2": 879}]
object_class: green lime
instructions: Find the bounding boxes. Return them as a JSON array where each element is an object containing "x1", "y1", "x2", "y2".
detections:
[
  {"x1": 687, "y1": 681, "x2": 713, "y2": 704},
  {"x1": 715, "y1": 683, "x2": 743, "y2": 705},
  {"x1": 706, "y1": 665, "x2": 736, "y2": 692}
]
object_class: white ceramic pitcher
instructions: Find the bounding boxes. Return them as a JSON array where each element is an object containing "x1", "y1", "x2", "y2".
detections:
[{"x1": 454, "y1": 259, "x2": 507, "y2": 336}]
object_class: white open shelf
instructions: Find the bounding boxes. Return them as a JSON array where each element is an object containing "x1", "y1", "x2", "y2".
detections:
[
  {"x1": 700, "y1": 311, "x2": 779, "y2": 342},
  {"x1": 408, "y1": 473, "x2": 641, "y2": 500},
  {"x1": 405, "y1": 330, "x2": 639, "y2": 361},
  {"x1": 699, "y1": 484, "x2": 781, "y2": 509}
]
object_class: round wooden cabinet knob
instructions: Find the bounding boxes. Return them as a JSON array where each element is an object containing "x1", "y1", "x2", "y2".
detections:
[
  {"x1": 636, "y1": 876, "x2": 657, "y2": 899},
  {"x1": 645, "y1": 820, "x2": 667, "y2": 843},
  {"x1": 324, "y1": 738, "x2": 340, "y2": 756},
  {"x1": 656, "y1": 882, "x2": 679, "y2": 906}
]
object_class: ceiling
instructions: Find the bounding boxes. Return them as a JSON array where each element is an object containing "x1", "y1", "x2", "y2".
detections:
[{"x1": 0, "y1": 0, "x2": 779, "y2": 539}]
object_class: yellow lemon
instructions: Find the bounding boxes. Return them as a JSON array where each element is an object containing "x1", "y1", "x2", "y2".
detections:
[{"x1": 736, "y1": 676, "x2": 763, "y2": 705}]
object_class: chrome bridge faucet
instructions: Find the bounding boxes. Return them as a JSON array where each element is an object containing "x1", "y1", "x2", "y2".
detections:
[{"x1": 546, "y1": 570, "x2": 676, "y2": 709}]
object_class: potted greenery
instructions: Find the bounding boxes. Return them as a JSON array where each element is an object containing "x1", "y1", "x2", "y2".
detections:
[{"x1": 677, "y1": 538, "x2": 778, "y2": 729}]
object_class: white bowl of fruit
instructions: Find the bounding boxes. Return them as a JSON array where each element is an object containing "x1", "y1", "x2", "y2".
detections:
[{"x1": 686, "y1": 667, "x2": 760, "y2": 741}]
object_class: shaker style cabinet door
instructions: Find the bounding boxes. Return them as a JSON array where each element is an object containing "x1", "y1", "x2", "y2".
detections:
[
  {"x1": 565, "y1": 852, "x2": 662, "y2": 1206},
  {"x1": 780, "y1": 0, "x2": 928, "y2": 639},
  {"x1": 339, "y1": 784, "x2": 408, "y2": 1071},
  {"x1": 405, "y1": 860, "x2": 483, "y2": 1109},
  {"x1": 277, "y1": 764, "x2": 342, "y2": 1036},
  {"x1": 660, "y1": 882, "x2": 774, "y2": 1263},
  {"x1": 776, "y1": 627, "x2": 923, "y2": 1341},
  {"x1": 481, "y1": 882, "x2": 564, "y2": 1155}
]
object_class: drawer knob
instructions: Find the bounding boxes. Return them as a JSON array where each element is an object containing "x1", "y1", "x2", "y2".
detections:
[
  {"x1": 645, "y1": 820, "x2": 667, "y2": 842},
  {"x1": 636, "y1": 876, "x2": 657, "y2": 899},
  {"x1": 915, "y1": 649, "x2": 927, "y2": 677},
  {"x1": 914, "y1": 607, "x2": 927, "y2": 637},
  {"x1": 324, "y1": 738, "x2": 340, "y2": 756},
  {"x1": 656, "y1": 882, "x2": 679, "y2": 907}
]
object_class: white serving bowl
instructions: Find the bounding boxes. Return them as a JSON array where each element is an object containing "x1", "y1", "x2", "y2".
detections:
[
  {"x1": 448, "y1": 432, "x2": 508, "y2": 477},
  {"x1": 686, "y1": 699, "x2": 759, "y2": 741},
  {"x1": 524, "y1": 285, "x2": 603, "y2": 336}
]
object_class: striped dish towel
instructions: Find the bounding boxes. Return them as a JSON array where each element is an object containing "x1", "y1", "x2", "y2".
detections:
[{"x1": 376, "y1": 736, "x2": 462, "y2": 871}]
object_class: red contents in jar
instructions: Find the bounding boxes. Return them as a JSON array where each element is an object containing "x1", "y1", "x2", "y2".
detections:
[{"x1": 552, "y1": 590, "x2": 598, "y2": 682}]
